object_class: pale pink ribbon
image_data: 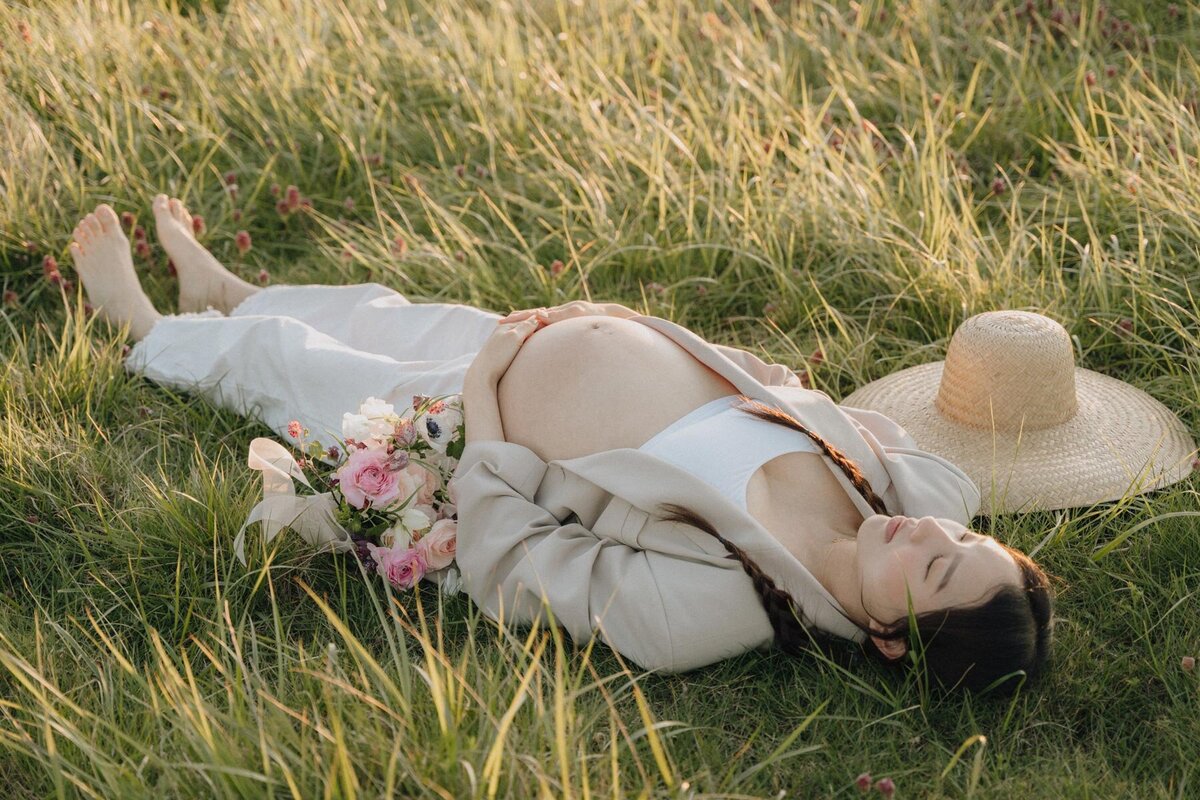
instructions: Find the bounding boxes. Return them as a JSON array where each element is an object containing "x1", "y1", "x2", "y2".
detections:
[{"x1": 233, "y1": 438, "x2": 353, "y2": 565}]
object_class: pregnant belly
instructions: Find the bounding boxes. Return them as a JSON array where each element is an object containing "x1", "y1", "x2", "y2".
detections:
[{"x1": 495, "y1": 316, "x2": 740, "y2": 462}]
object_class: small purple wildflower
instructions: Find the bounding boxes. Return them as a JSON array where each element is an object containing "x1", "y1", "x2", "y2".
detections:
[{"x1": 352, "y1": 535, "x2": 379, "y2": 574}]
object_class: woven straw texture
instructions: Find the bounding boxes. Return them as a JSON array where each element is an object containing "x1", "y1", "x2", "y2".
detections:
[{"x1": 841, "y1": 312, "x2": 1197, "y2": 515}]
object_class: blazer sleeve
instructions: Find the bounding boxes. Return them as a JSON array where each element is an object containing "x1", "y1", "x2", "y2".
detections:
[
  {"x1": 448, "y1": 439, "x2": 775, "y2": 673},
  {"x1": 709, "y1": 342, "x2": 806, "y2": 389}
]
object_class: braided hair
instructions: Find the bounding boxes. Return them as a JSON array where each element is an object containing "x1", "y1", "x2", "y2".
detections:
[{"x1": 657, "y1": 395, "x2": 1055, "y2": 695}]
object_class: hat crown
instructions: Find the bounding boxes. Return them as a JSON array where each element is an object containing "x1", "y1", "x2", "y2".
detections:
[{"x1": 934, "y1": 310, "x2": 1078, "y2": 432}]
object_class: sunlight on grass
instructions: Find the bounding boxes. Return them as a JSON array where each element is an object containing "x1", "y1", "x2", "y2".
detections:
[{"x1": 1, "y1": 0, "x2": 1198, "y2": 796}]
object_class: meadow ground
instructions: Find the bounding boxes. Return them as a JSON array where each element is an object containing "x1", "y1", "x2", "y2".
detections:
[{"x1": 2, "y1": 0, "x2": 1199, "y2": 797}]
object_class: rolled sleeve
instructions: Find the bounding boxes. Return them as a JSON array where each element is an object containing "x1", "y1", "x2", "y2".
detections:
[{"x1": 448, "y1": 440, "x2": 773, "y2": 672}]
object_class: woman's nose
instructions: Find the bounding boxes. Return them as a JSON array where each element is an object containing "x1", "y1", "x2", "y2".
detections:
[{"x1": 911, "y1": 516, "x2": 944, "y2": 542}]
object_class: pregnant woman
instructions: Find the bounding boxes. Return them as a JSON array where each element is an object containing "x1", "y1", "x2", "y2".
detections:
[{"x1": 68, "y1": 197, "x2": 1054, "y2": 695}]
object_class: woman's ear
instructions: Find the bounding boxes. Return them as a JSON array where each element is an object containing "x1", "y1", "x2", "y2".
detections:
[{"x1": 868, "y1": 619, "x2": 908, "y2": 661}]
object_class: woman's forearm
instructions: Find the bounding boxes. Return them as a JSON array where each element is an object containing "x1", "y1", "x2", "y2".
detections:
[{"x1": 463, "y1": 379, "x2": 506, "y2": 444}]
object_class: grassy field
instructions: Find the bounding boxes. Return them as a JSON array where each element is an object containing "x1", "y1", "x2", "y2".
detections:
[{"x1": 2, "y1": 0, "x2": 1199, "y2": 796}]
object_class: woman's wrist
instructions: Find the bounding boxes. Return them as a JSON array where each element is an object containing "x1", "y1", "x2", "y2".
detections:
[{"x1": 463, "y1": 378, "x2": 506, "y2": 443}]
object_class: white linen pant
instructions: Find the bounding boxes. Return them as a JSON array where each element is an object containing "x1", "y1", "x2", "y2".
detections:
[{"x1": 124, "y1": 283, "x2": 503, "y2": 448}]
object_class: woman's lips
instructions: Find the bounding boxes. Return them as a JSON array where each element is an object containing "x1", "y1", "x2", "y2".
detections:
[{"x1": 885, "y1": 516, "x2": 906, "y2": 542}]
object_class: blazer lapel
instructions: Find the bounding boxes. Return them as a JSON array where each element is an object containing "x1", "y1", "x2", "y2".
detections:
[{"x1": 554, "y1": 446, "x2": 865, "y2": 641}]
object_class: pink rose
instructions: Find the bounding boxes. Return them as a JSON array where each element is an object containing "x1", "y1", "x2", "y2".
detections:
[
  {"x1": 416, "y1": 519, "x2": 457, "y2": 570},
  {"x1": 437, "y1": 502, "x2": 457, "y2": 520},
  {"x1": 335, "y1": 446, "x2": 405, "y2": 510},
  {"x1": 369, "y1": 544, "x2": 427, "y2": 589},
  {"x1": 394, "y1": 464, "x2": 426, "y2": 503},
  {"x1": 406, "y1": 463, "x2": 440, "y2": 506}
]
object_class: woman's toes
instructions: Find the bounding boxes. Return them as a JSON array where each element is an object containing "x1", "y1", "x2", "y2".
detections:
[
  {"x1": 68, "y1": 241, "x2": 84, "y2": 263},
  {"x1": 83, "y1": 213, "x2": 101, "y2": 237},
  {"x1": 170, "y1": 198, "x2": 192, "y2": 227},
  {"x1": 96, "y1": 204, "x2": 121, "y2": 232},
  {"x1": 153, "y1": 194, "x2": 169, "y2": 214}
]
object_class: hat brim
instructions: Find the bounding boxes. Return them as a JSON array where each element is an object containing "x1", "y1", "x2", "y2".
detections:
[{"x1": 842, "y1": 363, "x2": 1198, "y2": 515}]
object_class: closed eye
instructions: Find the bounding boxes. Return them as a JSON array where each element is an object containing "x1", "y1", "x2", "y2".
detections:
[{"x1": 926, "y1": 531, "x2": 971, "y2": 578}]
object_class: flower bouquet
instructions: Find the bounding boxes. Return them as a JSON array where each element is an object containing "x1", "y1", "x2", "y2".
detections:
[{"x1": 234, "y1": 394, "x2": 466, "y2": 594}]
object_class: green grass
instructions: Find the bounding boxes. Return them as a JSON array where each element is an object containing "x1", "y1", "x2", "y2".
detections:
[{"x1": 2, "y1": 0, "x2": 1199, "y2": 796}]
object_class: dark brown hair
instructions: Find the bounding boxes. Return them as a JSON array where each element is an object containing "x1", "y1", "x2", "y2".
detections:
[{"x1": 657, "y1": 395, "x2": 1055, "y2": 695}]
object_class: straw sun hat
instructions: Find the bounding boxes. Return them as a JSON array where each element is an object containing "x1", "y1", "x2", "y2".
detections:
[{"x1": 841, "y1": 310, "x2": 1198, "y2": 515}]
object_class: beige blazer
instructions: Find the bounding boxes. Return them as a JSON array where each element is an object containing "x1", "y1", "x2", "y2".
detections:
[{"x1": 449, "y1": 315, "x2": 982, "y2": 673}]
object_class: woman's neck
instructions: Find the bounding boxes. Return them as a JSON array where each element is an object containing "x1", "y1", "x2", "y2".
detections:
[
  {"x1": 808, "y1": 536, "x2": 870, "y2": 629},
  {"x1": 757, "y1": 456, "x2": 871, "y2": 627},
  {"x1": 753, "y1": 453, "x2": 878, "y2": 628}
]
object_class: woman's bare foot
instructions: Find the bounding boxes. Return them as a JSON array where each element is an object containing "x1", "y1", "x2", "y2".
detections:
[
  {"x1": 152, "y1": 193, "x2": 260, "y2": 313},
  {"x1": 68, "y1": 205, "x2": 162, "y2": 342}
]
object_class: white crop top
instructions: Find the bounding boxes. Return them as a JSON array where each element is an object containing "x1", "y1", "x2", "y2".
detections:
[{"x1": 638, "y1": 395, "x2": 822, "y2": 510}]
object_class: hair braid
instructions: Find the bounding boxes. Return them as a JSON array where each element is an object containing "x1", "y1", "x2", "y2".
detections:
[{"x1": 657, "y1": 499, "x2": 840, "y2": 656}]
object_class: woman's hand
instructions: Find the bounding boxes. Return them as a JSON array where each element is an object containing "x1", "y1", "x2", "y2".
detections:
[
  {"x1": 463, "y1": 317, "x2": 543, "y2": 391},
  {"x1": 462, "y1": 317, "x2": 541, "y2": 445},
  {"x1": 497, "y1": 300, "x2": 640, "y2": 327}
]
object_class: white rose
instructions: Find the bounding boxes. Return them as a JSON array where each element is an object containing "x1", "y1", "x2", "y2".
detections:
[
  {"x1": 355, "y1": 397, "x2": 398, "y2": 440},
  {"x1": 359, "y1": 396, "x2": 395, "y2": 418},
  {"x1": 399, "y1": 505, "x2": 431, "y2": 534},
  {"x1": 379, "y1": 522, "x2": 413, "y2": 550},
  {"x1": 342, "y1": 412, "x2": 372, "y2": 440},
  {"x1": 365, "y1": 416, "x2": 395, "y2": 439}
]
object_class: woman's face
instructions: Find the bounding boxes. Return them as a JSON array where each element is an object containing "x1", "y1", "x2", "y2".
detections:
[{"x1": 856, "y1": 514, "x2": 1022, "y2": 631}]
